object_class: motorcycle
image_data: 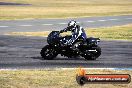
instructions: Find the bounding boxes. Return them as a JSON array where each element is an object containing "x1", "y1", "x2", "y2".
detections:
[{"x1": 40, "y1": 31, "x2": 101, "y2": 60}]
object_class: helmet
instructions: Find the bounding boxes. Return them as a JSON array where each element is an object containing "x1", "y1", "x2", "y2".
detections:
[{"x1": 68, "y1": 20, "x2": 76, "y2": 28}]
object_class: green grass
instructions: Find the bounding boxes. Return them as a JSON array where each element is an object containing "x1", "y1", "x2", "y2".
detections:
[
  {"x1": 0, "y1": 0, "x2": 132, "y2": 20},
  {"x1": 0, "y1": 69, "x2": 132, "y2": 88},
  {"x1": 6, "y1": 24, "x2": 132, "y2": 41}
]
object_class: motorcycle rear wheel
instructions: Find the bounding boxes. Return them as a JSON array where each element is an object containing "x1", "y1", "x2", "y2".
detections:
[
  {"x1": 94, "y1": 46, "x2": 101, "y2": 58},
  {"x1": 83, "y1": 46, "x2": 101, "y2": 60},
  {"x1": 83, "y1": 54, "x2": 96, "y2": 60}
]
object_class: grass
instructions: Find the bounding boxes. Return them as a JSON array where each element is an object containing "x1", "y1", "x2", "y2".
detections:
[
  {"x1": 0, "y1": 0, "x2": 132, "y2": 20},
  {"x1": 0, "y1": 69, "x2": 132, "y2": 88},
  {"x1": 6, "y1": 24, "x2": 132, "y2": 41},
  {"x1": 86, "y1": 24, "x2": 132, "y2": 41}
]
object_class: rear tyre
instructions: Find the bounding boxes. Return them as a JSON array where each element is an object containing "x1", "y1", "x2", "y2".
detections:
[
  {"x1": 83, "y1": 46, "x2": 101, "y2": 60},
  {"x1": 40, "y1": 45, "x2": 58, "y2": 60},
  {"x1": 83, "y1": 53, "x2": 96, "y2": 60},
  {"x1": 94, "y1": 46, "x2": 101, "y2": 58}
]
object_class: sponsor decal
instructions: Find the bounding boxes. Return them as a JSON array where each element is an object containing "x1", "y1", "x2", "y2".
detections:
[{"x1": 76, "y1": 68, "x2": 131, "y2": 86}]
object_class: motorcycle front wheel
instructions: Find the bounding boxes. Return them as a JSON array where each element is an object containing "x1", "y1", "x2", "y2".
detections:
[{"x1": 40, "y1": 45, "x2": 58, "y2": 60}]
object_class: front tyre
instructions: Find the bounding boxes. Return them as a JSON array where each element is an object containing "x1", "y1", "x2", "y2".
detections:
[{"x1": 40, "y1": 45, "x2": 58, "y2": 60}]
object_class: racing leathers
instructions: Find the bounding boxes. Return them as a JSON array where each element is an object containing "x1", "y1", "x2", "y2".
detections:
[{"x1": 60, "y1": 25, "x2": 87, "y2": 45}]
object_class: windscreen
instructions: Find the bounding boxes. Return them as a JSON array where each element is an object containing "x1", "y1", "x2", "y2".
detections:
[{"x1": 47, "y1": 31, "x2": 60, "y2": 44}]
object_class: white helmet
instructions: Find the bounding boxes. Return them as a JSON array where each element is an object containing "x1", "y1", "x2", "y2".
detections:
[{"x1": 68, "y1": 20, "x2": 76, "y2": 28}]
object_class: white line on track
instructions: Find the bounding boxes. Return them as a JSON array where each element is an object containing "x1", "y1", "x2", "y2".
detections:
[
  {"x1": 61, "y1": 68, "x2": 115, "y2": 70},
  {"x1": 0, "y1": 26, "x2": 8, "y2": 28},
  {"x1": 98, "y1": 20, "x2": 106, "y2": 22},
  {"x1": 108, "y1": 19, "x2": 119, "y2": 21},
  {"x1": 42, "y1": 24, "x2": 53, "y2": 26},
  {"x1": 76, "y1": 22, "x2": 80, "y2": 23},
  {"x1": 86, "y1": 21, "x2": 95, "y2": 23},
  {"x1": 58, "y1": 23, "x2": 67, "y2": 25},
  {"x1": 126, "y1": 18, "x2": 132, "y2": 20},
  {"x1": 19, "y1": 25, "x2": 32, "y2": 26},
  {"x1": 0, "y1": 68, "x2": 115, "y2": 70},
  {"x1": 0, "y1": 68, "x2": 132, "y2": 70}
]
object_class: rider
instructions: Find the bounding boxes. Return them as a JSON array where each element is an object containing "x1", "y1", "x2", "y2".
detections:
[{"x1": 60, "y1": 20, "x2": 87, "y2": 45}]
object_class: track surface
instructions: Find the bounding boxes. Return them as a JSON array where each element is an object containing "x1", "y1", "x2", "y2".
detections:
[
  {"x1": 0, "y1": 15, "x2": 132, "y2": 34},
  {"x1": 0, "y1": 15, "x2": 132, "y2": 69},
  {"x1": 0, "y1": 35, "x2": 132, "y2": 69}
]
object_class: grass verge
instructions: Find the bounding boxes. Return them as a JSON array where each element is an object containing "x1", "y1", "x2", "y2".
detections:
[
  {"x1": 6, "y1": 24, "x2": 132, "y2": 41},
  {"x1": 0, "y1": 0, "x2": 132, "y2": 20},
  {"x1": 86, "y1": 24, "x2": 132, "y2": 41},
  {"x1": 0, "y1": 69, "x2": 132, "y2": 88}
]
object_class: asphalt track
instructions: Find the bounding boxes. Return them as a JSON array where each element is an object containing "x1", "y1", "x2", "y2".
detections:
[
  {"x1": 0, "y1": 15, "x2": 132, "y2": 69},
  {"x1": 0, "y1": 15, "x2": 132, "y2": 34},
  {"x1": 0, "y1": 35, "x2": 132, "y2": 69}
]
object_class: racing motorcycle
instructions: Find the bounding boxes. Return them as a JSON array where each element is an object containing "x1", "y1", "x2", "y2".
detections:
[{"x1": 40, "y1": 31, "x2": 101, "y2": 60}]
